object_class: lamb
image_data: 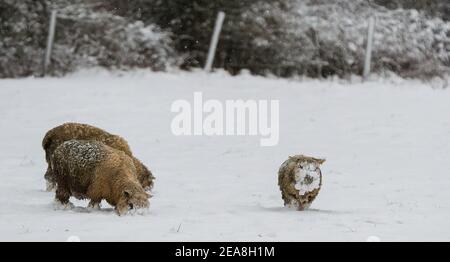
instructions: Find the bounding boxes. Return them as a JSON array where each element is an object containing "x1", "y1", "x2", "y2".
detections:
[
  {"x1": 42, "y1": 122, "x2": 154, "y2": 191},
  {"x1": 51, "y1": 140, "x2": 150, "y2": 215}
]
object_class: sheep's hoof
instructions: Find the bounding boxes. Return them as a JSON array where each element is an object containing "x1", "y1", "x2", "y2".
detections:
[
  {"x1": 53, "y1": 199, "x2": 74, "y2": 210},
  {"x1": 87, "y1": 201, "x2": 101, "y2": 210}
]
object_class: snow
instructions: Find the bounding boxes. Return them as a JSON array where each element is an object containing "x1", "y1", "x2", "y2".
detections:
[
  {"x1": 56, "y1": 140, "x2": 106, "y2": 168},
  {"x1": 0, "y1": 69, "x2": 449, "y2": 241}
]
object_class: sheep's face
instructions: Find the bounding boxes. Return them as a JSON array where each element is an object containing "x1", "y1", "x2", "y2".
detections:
[
  {"x1": 116, "y1": 187, "x2": 150, "y2": 216},
  {"x1": 294, "y1": 161, "x2": 322, "y2": 196}
]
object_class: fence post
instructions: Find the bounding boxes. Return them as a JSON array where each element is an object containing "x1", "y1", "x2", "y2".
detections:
[
  {"x1": 204, "y1": 11, "x2": 225, "y2": 72},
  {"x1": 43, "y1": 10, "x2": 57, "y2": 77},
  {"x1": 312, "y1": 30, "x2": 322, "y2": 79},
  {"x1": 363, "y1": 16, "x2": 375, "y2": 81}
]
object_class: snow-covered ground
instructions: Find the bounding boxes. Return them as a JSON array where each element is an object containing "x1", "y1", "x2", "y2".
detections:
[{"x1": 0, "y1": 70, "x2": 449, "y2": 241}]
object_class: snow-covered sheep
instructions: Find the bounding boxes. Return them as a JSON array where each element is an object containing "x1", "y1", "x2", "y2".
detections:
[
  {"x1": 278, "y1": 155, "x2": 325, "y2": 210},
  {"x1": 51, "y1": 140, "x2": 150, "y2": 215},
  {"x1": 42, "y1": 122, "x2": 154, "y2": 192}
]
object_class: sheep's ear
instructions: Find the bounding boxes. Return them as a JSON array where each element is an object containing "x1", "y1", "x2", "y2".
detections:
[
  {"x1": 314, "y1": 158, "x2": 326, "y2": 165},
  {"x1": 123, "y1": 190, "x2": 131, "y2": 198}
]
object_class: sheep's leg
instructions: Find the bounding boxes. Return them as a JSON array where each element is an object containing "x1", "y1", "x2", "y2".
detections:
[
  {"x1": 88, "y1": 199, "x2": 102, "y2": 210},
  {"x1": 54, "y1": 176, "x2": 73, "y2": 209},
  {"x1": 55, "y1": 186, "x2": 70, "y2": 205},
  {"x1": 44, "y1": 166, "x2": 56, "y2": 191}
]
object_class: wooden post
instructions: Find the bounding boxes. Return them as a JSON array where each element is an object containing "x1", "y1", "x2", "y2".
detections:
[
  {"x1": 363, "y1": 16, "x2": 375, "y2": 81},
  {"x1": 43, "y1": 10, "x2": 57, "y2": 77},
  {"x1": 313, "y1": 31, "x2": 322, "y2": 79},
  {"x1": 204, "y1": 11, "x2": 225, "y2": 72}
]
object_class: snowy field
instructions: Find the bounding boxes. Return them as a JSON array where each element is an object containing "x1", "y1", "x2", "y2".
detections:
[{"x1": 0, "y1": 70, "x2": 449, "y2": 241}]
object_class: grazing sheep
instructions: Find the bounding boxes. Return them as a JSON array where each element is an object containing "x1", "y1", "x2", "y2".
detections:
[
  {"x1": 278, "y1": 155, "x2": 325, "y2": 210},
  {"x1": 42, "y1": 122, "x2": 154, "y2": 191},
  {"x1": 51, "y1": 140, "x2": 150, "y2": 215}
]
